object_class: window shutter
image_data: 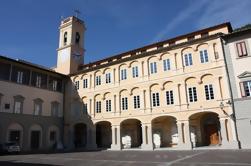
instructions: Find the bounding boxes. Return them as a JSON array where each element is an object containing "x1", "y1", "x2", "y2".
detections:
[
  {"x1": 236, "y1": 43, "x2": 242, "y2": 57},
  {"x1": 241, "y1": 42, "x2": 247, "y2": 56},
  {"x1": 240, "y1": 82, "x2": 246, "y2": 97}
]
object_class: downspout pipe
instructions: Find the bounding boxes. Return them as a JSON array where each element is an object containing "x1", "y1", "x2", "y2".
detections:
[{"x1": 220, "y1": 36, "x2": 241, "y2": 149}]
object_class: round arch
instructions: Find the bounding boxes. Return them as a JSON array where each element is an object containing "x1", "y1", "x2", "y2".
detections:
[
  {"x1": 189, "y1": 112, "x2": 221, "y2": 147},
  {"x1": 29, "y1": 124, "x2": 43, "y2": 150},
  {"x1": 73, "y1": 123, "x2": 87, "y2": 148},
  {"x1": 95, "y1": 121, "x2": 112, "y2": 149},
  {"x1": 151, "y1": 116, "x2": 178, "y2": 148},
  {"x1": 6, "y1": 122, "x2": 24, "y2": 148},
  {"x1": 120, "y1": 119, "x2": 142, "y2": 149}
]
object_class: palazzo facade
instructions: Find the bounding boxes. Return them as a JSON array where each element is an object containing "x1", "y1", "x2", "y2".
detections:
[
  {"x1": 1, "y1": 16, "x2": 251, "y2": 152},
  {"x1": 57, "y1": 17, "x2": 239, "y2": 150}
]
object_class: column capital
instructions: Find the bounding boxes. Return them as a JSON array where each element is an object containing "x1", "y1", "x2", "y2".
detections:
[
  {"x1": 177, "y1": 120, "x2": 189, "y2": 124},
  {"x1": 111, "y1": 124, "x2": 120, "y2": 128},
  {"x1": 141, "y1": 123, "x2": 151, "y2": 127}
]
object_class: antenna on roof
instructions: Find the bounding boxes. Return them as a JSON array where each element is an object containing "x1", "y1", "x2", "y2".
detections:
[{"x1": 74, "y1": 9, "x2": 81, "y2": 18}]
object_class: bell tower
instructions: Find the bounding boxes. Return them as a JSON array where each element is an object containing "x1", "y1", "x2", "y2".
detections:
[{"x1": 55, "y1": 16, "x2": 86, "y2": 75}]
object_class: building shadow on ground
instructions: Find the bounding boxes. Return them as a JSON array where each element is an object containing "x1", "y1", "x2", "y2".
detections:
[{"x1": 0, "y1": 161, "x2": 60, "y2": 166}]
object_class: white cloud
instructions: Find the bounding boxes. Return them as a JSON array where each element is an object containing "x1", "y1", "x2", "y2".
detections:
[
  {"x1": 152, "y1": 0, "x2": 251, "y2": 42},
  {"x1": 151, "y1": 0, "x2": 209, "y2": 42},
  {"x1": 196, "y1": 0, "x2": 251, "y2": 29}
]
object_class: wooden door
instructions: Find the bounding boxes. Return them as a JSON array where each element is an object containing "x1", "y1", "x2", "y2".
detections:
[
  {"x1": 205, "y1": 124, "x2": 219, "y2": 145},
  {"x1": 31, "y1": 131, "x2": 40, "y2": 149}
]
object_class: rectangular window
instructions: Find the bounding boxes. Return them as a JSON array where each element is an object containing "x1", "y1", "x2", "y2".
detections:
[
  {"x1": 242, "y1": 81, "x2": 251, "y2": 97},
  {"x1": 106, "y1": 73, "x2": 111, "y2": 83},
  {"x1": 188, "y1": 87, "x2": 197, "y2": 102},
  {"x1": 14, "y1": 101, "x2": 22, "y2": 114},
  {"x1": 83, "y1": 103, "x2": 88, "y2": 114},
  {"x1": 121, "y1": 97, "x2": 128, "y2": 110},
  {"x1": 95, "y1": 101, "x2": 101, "y2": 113},
  {"x1": 152, "y1": 92, "x2": 160, "y2": 107},
  {"x1": 200, "y1": 50, "x2": 209, "y2": 63},
  {"x1": 236, "y1": 41, "x2": 248, "y2": 57},
  {"x1": 106, "y1": 100, "x2": 112, "y2": 112},
  {"x1": 184, "y1": 53, "x2": 193, "y2": 66},
  {"x1": 133, "y1": 95, "x2": 140, "y2": 109},
  {"x1": 75, "y1": 81, "x2": 79, "y2": 90},
  {"x1": 132, "y1": 66, "x2": 139, "y2": 78},
  {"x1": 150, "y1": 62, "x2": 157, "y2": 74},
  {"x1": 34, "y1": 103, "x2": 42, "y2": 115},
  {"x1": 83, "y1": 79, "x2": 88, "y2": 88},
  {"x1": 50, "y1": 131, "x2": 56, "y2": 142},
  {"x1": 17, "y1": 71, "x2": 23, "y2": 84},
  {"x1": 204, "y1": 84, "x2": 214, "y2": 100},
  {"x1": 120, "y1": 69, "x2": 127, "y2": 80},
  {"x1": 96, "y1": 75, "x2": 101, "y2": 86},
  {"x1": 163, "y1": 59, "x2": 171, "y2": 71},
  {"x1": 166, "y1": 90, "x2": 174, "y2": 105},
  {"x1": 36, "y1": 75, "x2": 42, "y2": 88},
  {"x1": 51, "y1": 102, "x2": 59, "y2": 117},
  {"x1": 52, "y1": 80, "x2": 58, "y2": 91},
  {"x1": 49, "y1": 76, "x2": 62, "y2": 92},
  {"x1": 5, "y1": 103, "x2": 10, "y2": 110}
]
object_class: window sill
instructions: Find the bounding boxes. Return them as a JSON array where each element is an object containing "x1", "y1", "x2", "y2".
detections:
[{"x1": 236, "y1": 55, "x2": 250, "y2": 60}]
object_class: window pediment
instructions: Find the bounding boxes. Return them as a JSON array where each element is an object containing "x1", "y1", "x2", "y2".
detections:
[
  {"x1": 13, "y1": 95, "x2": 25, "y2": 101},
  {"x1": 33, "y1": 98, "x2": 43, "y2": 103},
  {"x1": 238, "y1": 71, "x2": 251, "y2": 78}
]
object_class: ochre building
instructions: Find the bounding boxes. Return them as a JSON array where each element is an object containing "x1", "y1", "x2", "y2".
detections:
[{"x1": 55, "y1": 16, "x2": 239, "y2": 150}]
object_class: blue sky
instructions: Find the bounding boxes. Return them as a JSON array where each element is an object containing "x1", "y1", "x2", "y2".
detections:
[{"x1": 0, "y1": 0, "x2": 251, "y2": 68}]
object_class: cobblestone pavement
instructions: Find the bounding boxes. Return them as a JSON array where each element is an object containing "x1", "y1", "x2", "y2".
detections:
[{"x1": 0, "y1": 150, "x2": 251, "y2": 166}]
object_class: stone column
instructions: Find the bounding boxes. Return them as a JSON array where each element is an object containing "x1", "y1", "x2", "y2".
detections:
[
  {"x1": 89, "y1": 74, "x2": 92, "y2": 89},
  {"x1": 145, "y1": 89, "x2": 151, "y2": 111},
  {"x1": 141, "y1": 90, "x2": 146, "y2": 111},
  {"x1": 220, "y1": 118, "x2": 229, "y2": 146},
  {"x1": 177, "y1": 121, "x2": 184, "y2": 147},
  {"x1": 113, "y1": 68, "x2": 116, "y2": 85},
  {"x1": 89, "y1": 99, "x2": 92, "y2": 116},
  {"x1": 213, "y1": 77, "x2": 223, "y2": 101},
  {"x1": 114, "y1": 94, "x2": 120, "y2": 115},
  {"x1": 113, "y1": 94, "x2": 116, "y2": 115},
  {"x1": 178, "y1": 121, "x2": 192, "y2": 149},
  {"x1": 179, "y1": 82, "x2": 188, "y2": 109},
  {"x1": 87, "y1": 125, "x2": 97, "y2": 150},
  {"x1": 111, "y1": 125, "x2": 121, "y2": 150},
  {"x1": 174, "y1": 84, "x2": 180, "y2": 106},
  {"x1": 218, "y1": 117, "x2": 239, "y2": 149},
  {"x1": 141, "y1": 123, "x2": 153, "y2": 150},
  {"x1": 141, "y1": 61, "x2": 145, "y2": 78}
]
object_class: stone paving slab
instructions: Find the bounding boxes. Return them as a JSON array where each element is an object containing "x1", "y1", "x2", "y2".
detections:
[{"x1": 0, "y1": 150, "x2": 251, "y2": 166}]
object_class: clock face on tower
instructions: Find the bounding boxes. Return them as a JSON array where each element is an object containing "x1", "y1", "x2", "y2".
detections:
[{"x1": 59, "y1": 49, "x2": 70, "y2": 63}]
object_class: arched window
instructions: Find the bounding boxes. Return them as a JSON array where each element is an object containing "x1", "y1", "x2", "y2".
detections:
[
  {"x1": 63, "y1": 32, "x2": 67, "y2": 46},
  {"x1": 75, "y1": 32, "x2": 80, "y2": 44}
]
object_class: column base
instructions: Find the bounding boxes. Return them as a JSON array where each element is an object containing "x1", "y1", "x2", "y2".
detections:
[
  {"x1": 141, "y1": 144, "x2": 154, "y2": 150},
  {"x1": 220, "y1": 141, "x2": 239, "y2": 149},
  {"x1": 86, "y1": 143, "x2": 97, "y2": 150},
  {"x1": 177, "y1": 142, "x2": 193, "y2": 150},
  {"x1": 111, "y1": 144, "x2": 121, "y2": 150}
]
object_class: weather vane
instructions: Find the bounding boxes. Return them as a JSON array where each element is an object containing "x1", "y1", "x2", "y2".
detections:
[{"x1": 74, "y1": 9, "x2": 81, "y2": 18}]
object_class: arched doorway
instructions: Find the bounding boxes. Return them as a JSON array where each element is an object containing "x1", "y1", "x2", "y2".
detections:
[
  {"x1": 189, "y1": 112, "x2": 220, "y2": 147},
  {"x1": 152, "y1": 116, "x2": 178, "y2": 148},
  {"x1": 7, "y1": 123, "x2": 24, "y2": 149},
  {"x1": 120, "y1": 119, "x2": 142, "y2": 149},
  {"x1": 74, "y1": 123, "x2": 87, "y2": 148},
  {"x1": 96, "y1": 121, "x2": 112, "y2": 149},
  {"x1": 29, "y1": 124, "x2": 43, "y2": 150}
]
